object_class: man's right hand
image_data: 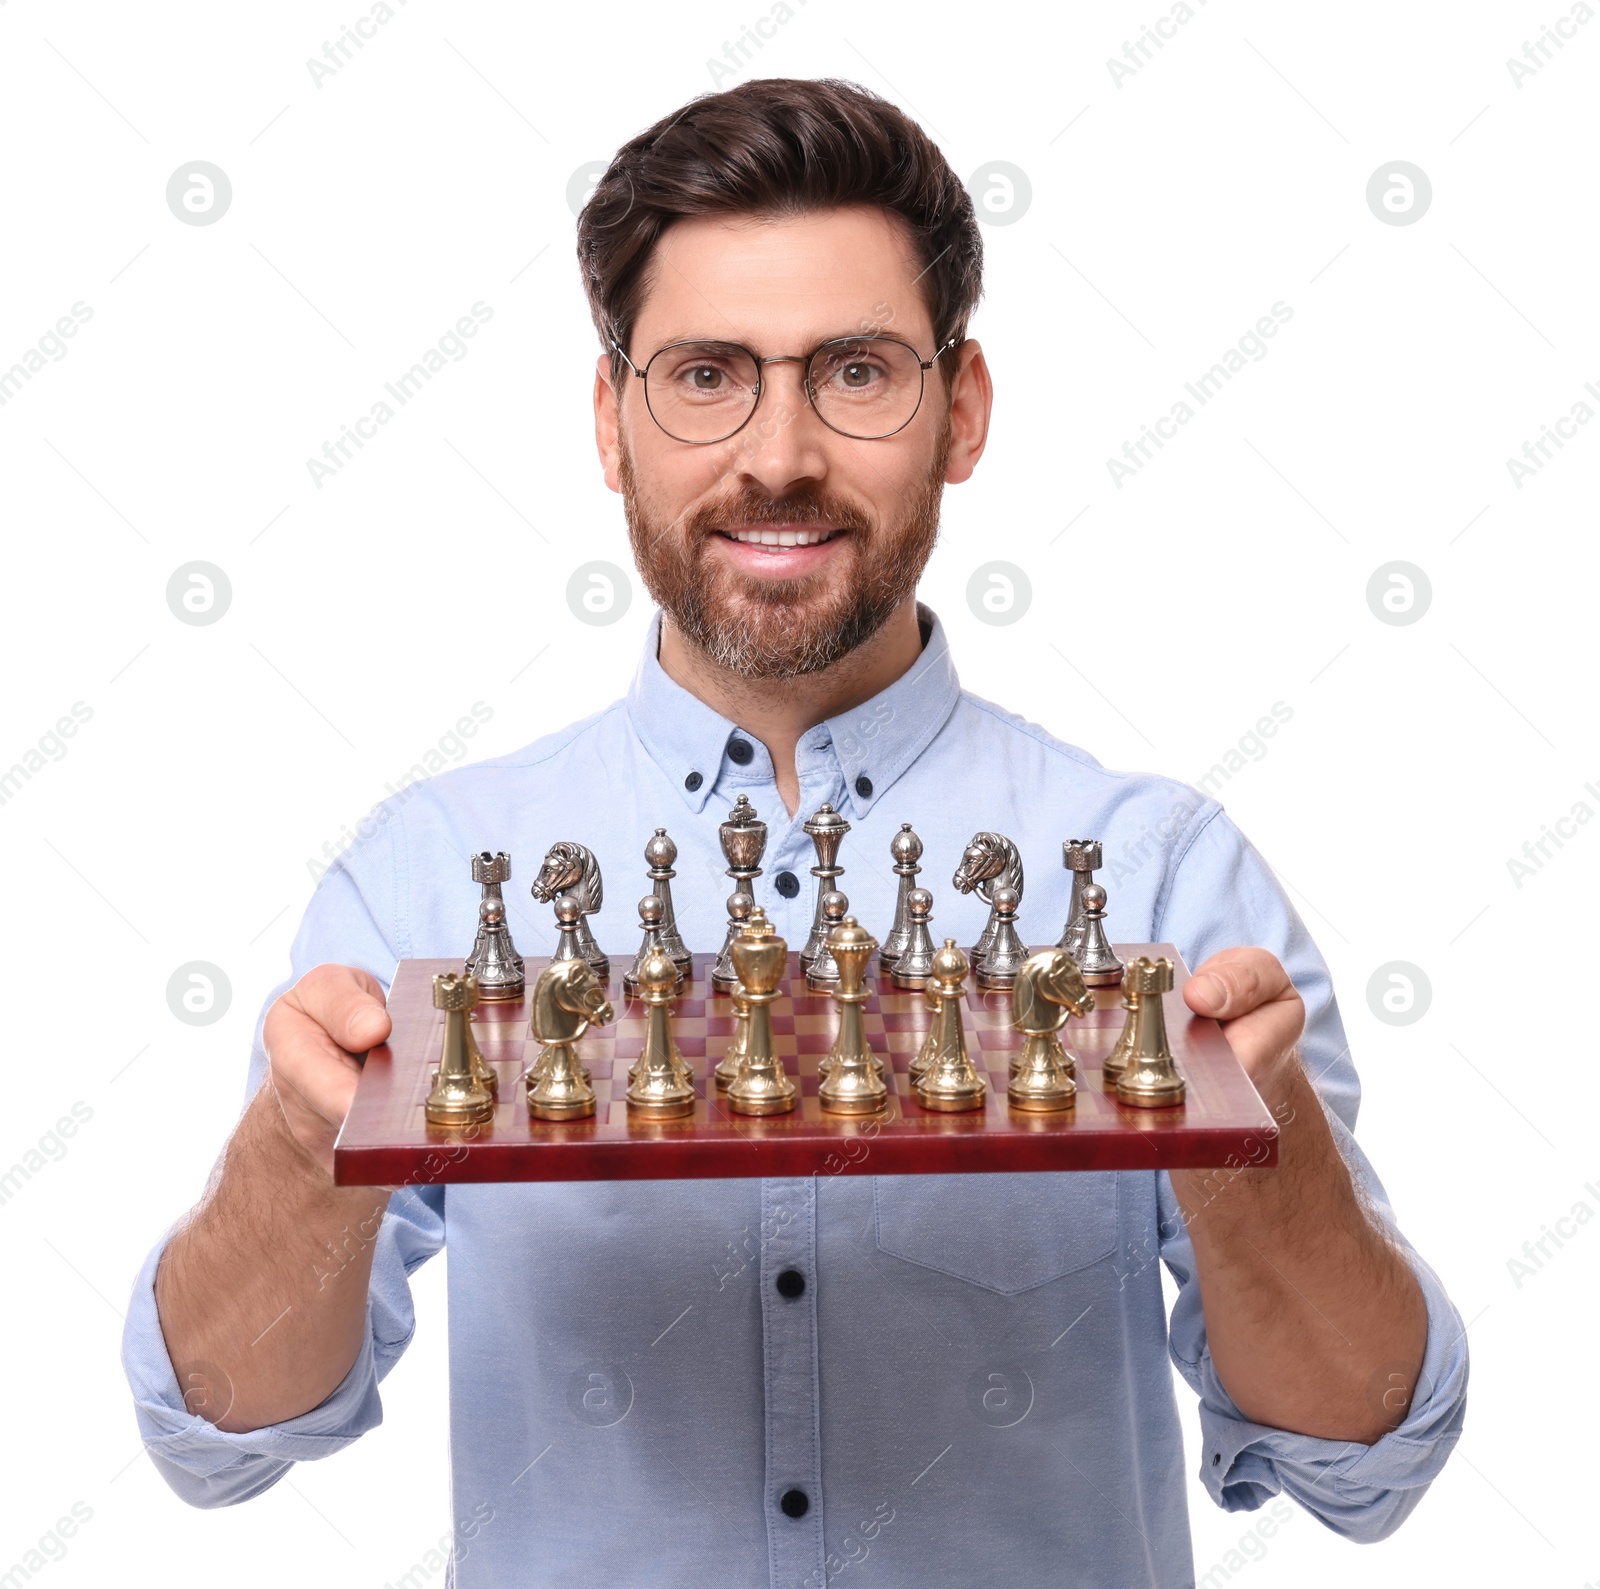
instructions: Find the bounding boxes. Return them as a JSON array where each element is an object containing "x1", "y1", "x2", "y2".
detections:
[{"x1": 262, "y1": 964, "x2": 392, "y2": 1179}]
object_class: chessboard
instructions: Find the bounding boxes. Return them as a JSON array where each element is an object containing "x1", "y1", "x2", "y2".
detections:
[{"x1": 333, "y1": 945, "x2": 1278, "y2": 1185}]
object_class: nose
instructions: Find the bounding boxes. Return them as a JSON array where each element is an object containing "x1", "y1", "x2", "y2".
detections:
[{"x1": 722, "y1": 359, "x2": 831, "y2": 496}]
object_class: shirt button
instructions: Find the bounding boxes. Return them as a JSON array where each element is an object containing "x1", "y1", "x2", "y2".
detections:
[
  {"x1": 779, "y1": 1489, "x2": 810, "y2": 1519},
  {"x1": 727, "y1": 737, "x2": 754, "y2": 765},
  {"x1": 775, "y1": 1269, "x2": 805, "y2": 1299},
  {"x1": 684, "y1": 771, "x2": 703, "y2": 791},
  {"x1": 774, "y1": 871, "x2": 800, "y2": 899},
  {"x1": 855, "y1": 773, "x2": 873, "y2": 799}
]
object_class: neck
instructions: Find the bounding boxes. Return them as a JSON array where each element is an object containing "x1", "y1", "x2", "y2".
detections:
[{"x1": 657, "y1": 598, "x2": 924, "y2": 817}]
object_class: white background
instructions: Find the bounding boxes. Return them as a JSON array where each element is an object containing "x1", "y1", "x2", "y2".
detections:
[{"x1": 1, "y1": 0, "x2": 1596, "y2": 1584}]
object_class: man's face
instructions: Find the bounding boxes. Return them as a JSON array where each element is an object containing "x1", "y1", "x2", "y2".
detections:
[{"x1": 596, "y1": 207, "x2": 973, "y2": 679}]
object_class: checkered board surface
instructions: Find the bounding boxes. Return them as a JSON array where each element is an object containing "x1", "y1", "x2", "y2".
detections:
[{"x1": 334, "y1": 947, "x2": 1277, "y2": 1185}]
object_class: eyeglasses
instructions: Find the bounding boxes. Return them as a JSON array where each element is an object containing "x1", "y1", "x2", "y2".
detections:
[{"x1": 611, "y1": 332, "x2": 959, "y2": 445}]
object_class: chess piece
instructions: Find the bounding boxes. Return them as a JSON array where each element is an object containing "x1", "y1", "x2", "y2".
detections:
[
  {"x1": 799, "y1": 804, "x2": 850, "y2": 966},
  {"x1": 425, "y1": 972, "x2": 495, "y2": 1127},
  {"x1": 713, "y1": 904, "x2": 770, "y2": 1089},
  {"x1": 951, "y1": 831, "x2": 1024, "y2": 969},
  {"x1": 712, "y1": 890, "x2": 755, "y2": 991},
  {"x1": 1114, "y1": 957, "x2": 1186, "y2": 1109},
  {"x1": 879, "y1": 824, "x2": 923, "y2": 969},
  {"x1": 465, "y1": 851, "x2": 525, "y2": 1001},
  {"x1": 1073, "y1": 884, "x2": 1124, "y2": 987},
  {"x1": 1102, "y1": 980, "x2": 1141, "y2": 1089},
  {"x1": 805, "y1": 890, "x2": 850, "y2": 990},
  {"x1": 714, "y1": 796, "x2": 767, "y2": 984},
  {"x1": 625, "y1": 944, "x2": 697, "y2": 1118},
  {"x1": 644, "y1": 828, "x2": 692, "y2": 970},
  {"x1": 526, "y1": 959, "x2": 614, "y2": 1121},
  {"x1": 1008, "y1": 949, "x2": 1093, "y2": 1111},
  {"x1": 550, "y1": 893, "x2": 586, "y2": 966},
  {"x1": 624, "y1": 894, "x2": 680, "y2": 995},
  {"x1": 890, "y1": 888, "x2": 937, "y2": 989},
  {"x1": 975, "y1": 884, "x2": 1028, "y2": 991},
  {"x1": 914, "y1": 940, "x2": 986, "y2": 1112},
  {"x1": 530, "y1": 841, "x2": 608, "y2": 979},
  {"x1": 818, "y1": 916, "x2": 888, "y2": 1115},
  {"x1": 1056, "y1": 840, "x2": 1102, "y2": 962},
  {"x1": 726, "y1": 908, "x2": 798, "y2": 1116}
]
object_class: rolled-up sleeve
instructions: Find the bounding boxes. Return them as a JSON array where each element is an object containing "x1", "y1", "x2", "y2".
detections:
[
  {"x1": 121, "y1": 800, "x2": 445, "y2": 1506},
  {"x1": 1155, "y1": 802, "x2": 1469, "y2": 1540}
]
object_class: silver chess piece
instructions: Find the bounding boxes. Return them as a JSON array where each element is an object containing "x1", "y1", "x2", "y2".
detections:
[
  {"x1": 624, "y1": 894, "x2": 679, "y2": 995},
  {"x1": 1056, "y1": 840, "x2": 1103, "y2": 962},
  {"x1": 974, "y1": 884, "x2": 1028, "y2": 991},
  {"x1": 644, "y1": 828, "x2": 692, "y2": 970},
  {"x1": 530, "y1": 841, "x2": 608, "y2": 979},
  {"x1": 890, "y1": 887, "x2": 937, "y2": 989},
  {"x1": 466, "y1": 851, "x2": 525, "y2": 1001},
  {"x1": 1073, "y1": 883, "x2": 1124, "y2": 987},
  {"x1": 879, "y1": 823, "x2": 923, "y2": 970},
  {"x1": 805, "y1": 891, "x2": 850, "y2": 991},
  {"x1": 951, "y1": 831, "x2": 1024, "y2": 969},
  {"x1": 800, "y1": 803, "x2": 851, "y2": 966},
  {"x1": 712, "y1": 889, "x2": 754, "y2": 991},
  {"x1": 714, "y1": 796, "x2": 767, "y2": 983},
  {"x1": 550, "y1": 893, "x2": 586, "y2": 966}
]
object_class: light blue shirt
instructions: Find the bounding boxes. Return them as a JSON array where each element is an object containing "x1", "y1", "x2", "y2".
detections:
[{"x1": 122, "y1": 607, "x2": 1467, "y2": 1588}]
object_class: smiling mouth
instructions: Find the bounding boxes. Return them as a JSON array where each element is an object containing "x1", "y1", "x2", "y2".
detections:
[{"x1": 718, "y1": 527, "x2": 844, "y2": 547}]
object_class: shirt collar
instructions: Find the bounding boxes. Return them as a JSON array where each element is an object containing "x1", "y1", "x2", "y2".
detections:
[{"x1": 625, "y1": 603, "x2": 963, "y2": 819}]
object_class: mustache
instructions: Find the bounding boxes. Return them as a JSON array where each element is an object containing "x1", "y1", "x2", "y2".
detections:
[{"x1": 682, "y1": 484, "x2": 875, "y2": 537}]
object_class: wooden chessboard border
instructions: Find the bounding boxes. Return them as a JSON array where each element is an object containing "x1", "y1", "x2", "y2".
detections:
[{"x1": 333, "y1": 946, "x2": 1279, "y2": 1185}]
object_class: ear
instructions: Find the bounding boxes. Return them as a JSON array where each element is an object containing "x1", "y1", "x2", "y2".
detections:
[
  {"x1": 942, "y1": 338, "x2": 994, "y2": 486},
  {"x1": 594, "y1": 353, "x2": 622, "y2": 494}
]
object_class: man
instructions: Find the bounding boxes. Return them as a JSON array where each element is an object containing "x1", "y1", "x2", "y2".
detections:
[{"x1": 124, "y1": 78, "x2": 1466, "y2": 1587}]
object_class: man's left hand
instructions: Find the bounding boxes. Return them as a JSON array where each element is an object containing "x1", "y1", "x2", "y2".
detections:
[{"x1": 1183, "y1": 947, "x2": 1304, "y2": 1113}]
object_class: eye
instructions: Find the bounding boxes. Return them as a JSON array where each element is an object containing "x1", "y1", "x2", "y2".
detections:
[{"x1": 689, "y1": 364, "x2": 727, "y2": 390}]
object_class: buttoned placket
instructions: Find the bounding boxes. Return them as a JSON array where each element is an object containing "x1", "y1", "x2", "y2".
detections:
[{"x1": 759, "y1": 1177, "x2": 823, "y2": 1584}]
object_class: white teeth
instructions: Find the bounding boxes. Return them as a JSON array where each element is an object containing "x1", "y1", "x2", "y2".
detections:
[{"x1": 726, "y1": 528, "x2": 836, "y2": 547}]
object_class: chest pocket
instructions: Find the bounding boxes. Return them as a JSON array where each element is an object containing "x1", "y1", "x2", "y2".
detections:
[{"x1": 872, "y1": 1171, "x2": 1120, "y2": 1295}]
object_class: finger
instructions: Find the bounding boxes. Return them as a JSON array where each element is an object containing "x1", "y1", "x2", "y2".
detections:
[
  {"x1": 286, "y1": 963, "x2": 392, "y2": 1053},
  {"x1": 1182, "y1": 948, "x2": 1295, "y2": 1020}
]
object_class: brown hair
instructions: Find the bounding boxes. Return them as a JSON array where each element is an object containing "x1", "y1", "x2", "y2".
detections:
[{"x1": 576, "y1": 77, "x2": 982, "y2": 380}]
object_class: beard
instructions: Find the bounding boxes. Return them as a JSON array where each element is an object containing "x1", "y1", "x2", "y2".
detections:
[{"x1": 619, "y1": 418, "x2": 951, "y2": 681}]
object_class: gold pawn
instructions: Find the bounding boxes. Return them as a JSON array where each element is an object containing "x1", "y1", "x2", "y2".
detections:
[{"x1": 914, "y1": 940, "x2": 986, "y2": 1113}]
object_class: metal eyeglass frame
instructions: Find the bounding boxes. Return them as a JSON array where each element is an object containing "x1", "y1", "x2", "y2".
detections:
[{"x1": 610, "y1": 332, "x2": 960, "y2": 444}]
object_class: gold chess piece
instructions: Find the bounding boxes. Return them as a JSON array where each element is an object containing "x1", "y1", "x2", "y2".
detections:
[
  {"x1": 1008, "y1": 948, "x2": 1093, "y2": 1112},
  {"x1": 818, "y1": 916, "x2": 888, "y2": 1115},
  {"x1": 526, "y1": 959, "x2": 614, "y2": 1121},
  {"x1": 913, "y1": 940, "x2": 987, "y2": 1113},
  {"x1": 425, "y1": 971, "x2": 496, "y2": 1127},
  {"x1": 1114, "y1": 957, "x2": 1186, "y2": 1109},
  {"x1": 726, "y1": 908, "x2": 798, "y2": 1116},
  {"x1": 625, "y1": 943, "x2": 697, "y2": 1119},
  {"x1": 714, "y1": 903, "x2": 771, "y2": 1089},
  {"x1": 1102, "y1": 977, "x2": 1141, "y2": 1090}
]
